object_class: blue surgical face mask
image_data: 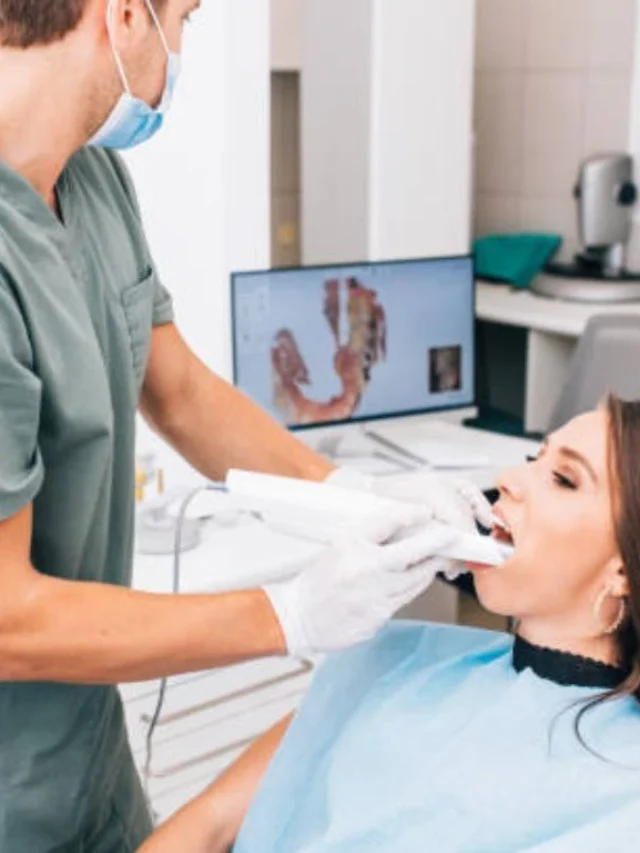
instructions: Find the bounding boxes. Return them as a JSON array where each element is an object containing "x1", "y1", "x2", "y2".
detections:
[{"x1": 90, "y1": 0, "x2": 180, "y2": 150}]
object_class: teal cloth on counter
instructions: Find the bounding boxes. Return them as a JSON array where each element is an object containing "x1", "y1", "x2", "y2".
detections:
[{"x1": 474, "y1": 233, "x2": 562, "y2": 289}]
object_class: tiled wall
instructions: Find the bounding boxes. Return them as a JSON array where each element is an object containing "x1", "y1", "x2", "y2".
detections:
[
  {"x1": 271, "y1": 72, "x2": 302, "y2": 268},
  {"x1": 473, "y1": 0, "x2": 638, "y2": 264}
]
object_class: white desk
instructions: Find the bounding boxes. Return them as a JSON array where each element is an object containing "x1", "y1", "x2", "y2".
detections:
[
  {"x1": 476, "y1": 280, "x2": 640, "y2": 432},
  {"x1": 299, "y1": 414, "x2": 538, "y2": 493},
  {"x1": 127, "y1": 419, "x2": 538, "y2": 820}
]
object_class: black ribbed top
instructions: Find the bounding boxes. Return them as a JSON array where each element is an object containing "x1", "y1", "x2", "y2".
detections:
[{"x1": 512, "y1": 635, "x2": 628, "y2": 689}]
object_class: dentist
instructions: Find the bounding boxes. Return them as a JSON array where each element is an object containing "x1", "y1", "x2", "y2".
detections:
[{"x1": 0, "y1": 1, "x2": 491, "y2": 850}]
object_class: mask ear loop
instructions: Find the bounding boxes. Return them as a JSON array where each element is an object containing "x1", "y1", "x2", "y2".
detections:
[
  {"x1": 106, "y1": 0, "x2": 133, "y2": 96},
  {"x1": 143, "y1": 0, "x2": 172, "y2": 57},
  {"x1": 144, "y1": 0, "x2": 175, "y2": 106},
  {"x1": 106, "y1": 0, "x2": 172, "y2": 97}
]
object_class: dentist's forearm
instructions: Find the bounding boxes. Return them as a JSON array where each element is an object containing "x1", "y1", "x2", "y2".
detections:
[
  {"x1": 147, "y1": 364, "x2": 333, "y2": 482},
  {"x1": 0, "y1": 567, "x2": 285, "y2": 684},
  {"x1": 140, "y1": 325, "x2": 334, "y2": 483}
]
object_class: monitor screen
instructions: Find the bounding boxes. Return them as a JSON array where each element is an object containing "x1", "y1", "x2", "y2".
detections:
[{"x1": 231, "y1": 255, "x2": 475, "y2": 429}]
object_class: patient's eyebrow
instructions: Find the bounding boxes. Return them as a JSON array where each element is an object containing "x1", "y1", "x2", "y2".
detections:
[
  {"x1": 558, "y1": 446, "x2": 598, "y2": 484},
  {"x1": 541, "y1": 437, "x2": 598, "y2": 484}
]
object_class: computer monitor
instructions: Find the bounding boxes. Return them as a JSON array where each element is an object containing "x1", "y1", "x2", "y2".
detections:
[{"x1": 231, "y1": 255, "x2": 475, "y2": 430}]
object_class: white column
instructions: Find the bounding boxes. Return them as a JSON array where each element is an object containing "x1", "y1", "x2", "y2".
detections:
[
  {"x1": 302, "y1": 0, "x2": 476, "y2": 265},
  {"x1": 125, "y1": 0, "x2": 270, "y2": 380}
]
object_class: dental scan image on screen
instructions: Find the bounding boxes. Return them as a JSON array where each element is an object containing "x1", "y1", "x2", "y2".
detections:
[{"x1": 232, "y1": 256, "x2": 474, "y2": 428}]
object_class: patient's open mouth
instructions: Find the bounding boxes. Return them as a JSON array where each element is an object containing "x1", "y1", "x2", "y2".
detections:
[{"x1": 491, "y1": 513, "x2": 515, "y2": 548}]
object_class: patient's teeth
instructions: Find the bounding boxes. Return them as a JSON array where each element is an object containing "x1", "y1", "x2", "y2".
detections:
[{"x1": 490, "y1": 513, "x2": 509, "y2": 532}]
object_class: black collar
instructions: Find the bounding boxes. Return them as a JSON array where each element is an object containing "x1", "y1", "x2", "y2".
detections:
[{"x1": 512, "y1": 634, "x2": 628, "y2": 689}]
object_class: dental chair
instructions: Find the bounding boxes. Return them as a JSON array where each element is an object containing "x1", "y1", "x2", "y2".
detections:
[{"x1": 547, "y1": 314, "x2": 640, "y2": 432}]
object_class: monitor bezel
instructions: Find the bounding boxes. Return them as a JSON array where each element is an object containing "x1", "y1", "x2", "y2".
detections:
[{"x1": 230, "y1": 253, "x2": 476, "y2": 432}]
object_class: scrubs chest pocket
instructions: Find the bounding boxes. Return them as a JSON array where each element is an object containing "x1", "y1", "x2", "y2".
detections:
[{"x1": 120, "y1": 267, "x2": 155, "y2": 390}]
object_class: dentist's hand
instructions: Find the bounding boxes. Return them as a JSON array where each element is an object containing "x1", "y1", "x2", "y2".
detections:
[
  {"x1": 327, "y1": 467, "x2": 494, "y2": 533},
  {"x1": 263, "y1": 515, "x2": 456, "y2": 659}
]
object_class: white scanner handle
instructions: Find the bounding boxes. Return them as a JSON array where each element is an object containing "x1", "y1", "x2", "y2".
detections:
[{"x1": 225, "y1": 470, "x2": 513, "y2": 566}]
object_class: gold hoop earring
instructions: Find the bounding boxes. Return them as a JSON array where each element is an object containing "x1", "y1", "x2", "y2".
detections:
[{"x1": 593, "y1": 587, "x2": 627, "y2": 635}]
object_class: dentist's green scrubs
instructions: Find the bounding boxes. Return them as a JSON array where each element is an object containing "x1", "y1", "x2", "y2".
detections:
[{"x1": 0, "y1": 147, "x2": 173, "y2": 851}]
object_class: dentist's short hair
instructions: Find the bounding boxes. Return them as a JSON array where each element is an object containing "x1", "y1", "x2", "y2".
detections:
[{"x1": 0, "y1": 0, "x2": 165, "y2": 48}]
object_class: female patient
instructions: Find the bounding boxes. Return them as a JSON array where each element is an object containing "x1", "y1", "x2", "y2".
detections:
[{"x1": 142, "y1": 395, "x2": 640, "y2": 852}]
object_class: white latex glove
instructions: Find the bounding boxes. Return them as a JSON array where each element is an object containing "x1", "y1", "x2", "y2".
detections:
[
  {"x1": 263, "y1": 515, "x2": 457, "y2": 659},
  {"x1": 327, "y1": 467, "x2": 494, "y2": 533}
]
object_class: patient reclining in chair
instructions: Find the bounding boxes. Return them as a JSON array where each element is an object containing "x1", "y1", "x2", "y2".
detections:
[{"x1": 143, "y1": 395, "x2": 640, "y2": 853}]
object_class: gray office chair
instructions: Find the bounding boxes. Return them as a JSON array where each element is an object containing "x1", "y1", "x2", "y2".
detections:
[{"x1": 548, "y1": 314, "x2": 640, "y2": 432}]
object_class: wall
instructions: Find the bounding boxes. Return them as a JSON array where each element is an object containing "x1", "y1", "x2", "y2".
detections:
[
  {"x1": 271, "y1": 73, "x2": 302, "y2": 267},
  {"x1": 302, "y1": 0, "x2": 475, "y2": 265},
  {"x1": 628, "y1": 0, "x2": 640, "y2": 248},
  {"x1": 474, "y1": 0, "x2": 638, "y2": 264},
  {"x1": 369, "y1": 0, "x2": 476, "y2": 260},
  {"x1": 125, "y1": 0, "x2": 270, "y2": 380},
  {"x1": 302, "y1": 0, "x2": 374, "y2": 264},
  {"x1": 270, "y1": 2, "x2": 303, "y2": 267},
  {"x1": 271, "y1": 0, "x2": 301, "y2": 71}
]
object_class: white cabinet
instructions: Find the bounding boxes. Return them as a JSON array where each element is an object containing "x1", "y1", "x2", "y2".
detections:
[
  {"x1": 121, "y1": 657, "x2": 314, "y2": 821},
  {"x1": 123, "y1": 516, "x2": 320, "y2": 820}
]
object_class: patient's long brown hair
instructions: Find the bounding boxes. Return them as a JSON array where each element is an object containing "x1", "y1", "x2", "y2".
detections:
[
  {"x1": 568, "y1": 396, "x2": 640, "y2": 751},
  {"x1": 604, "y1": 394, "x2": 640, "y2": 701}
]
